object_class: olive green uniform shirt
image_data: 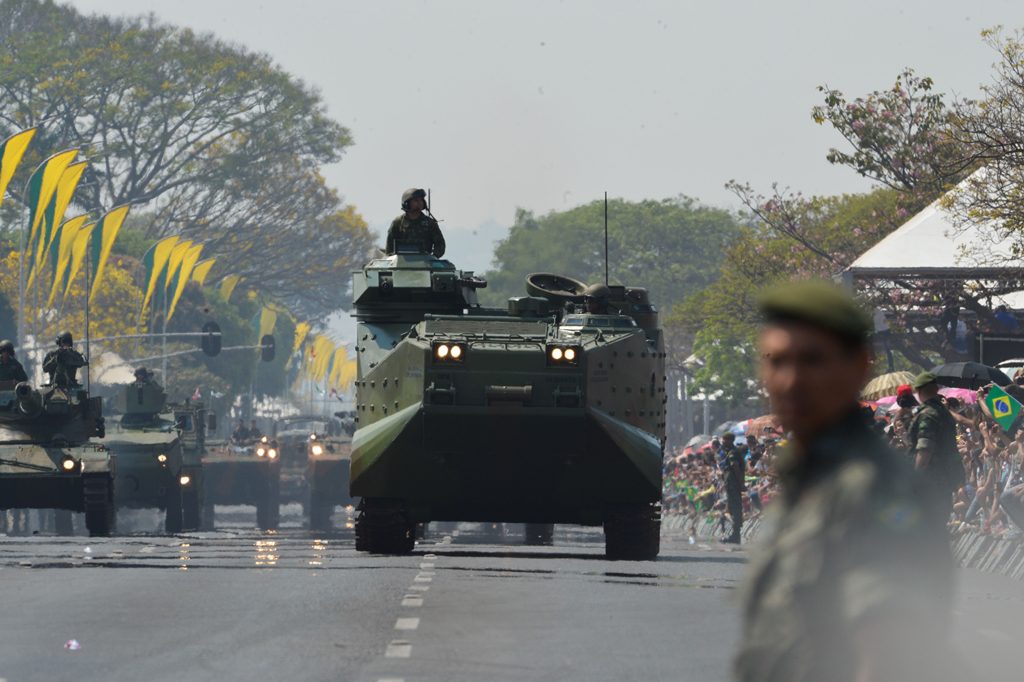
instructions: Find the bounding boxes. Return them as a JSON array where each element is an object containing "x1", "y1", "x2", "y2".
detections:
[
  {"x1": 735, "y1": 410, "x2": 953, "y2": 682},
  {"x1": 385, "y1": 213, "x2": 445, "y2": 257},
  {"x1": 42, "y1": 348, "x2": 86, "y2": 387},
  {"x1": 908, "y1": 397, "x2": 963, "y2": 494}
]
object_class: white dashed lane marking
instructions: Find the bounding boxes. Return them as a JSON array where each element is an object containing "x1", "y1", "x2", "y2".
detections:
[
  {"x1": 395, "y1": 617, "x2": 420, "y2": 631},
  {"x1": 408, "y1": 584, "x2": 429, "y2": 592},
  {"x1": 401, "y1": 595, "x2": 424, "y2": 607},
  {"x1": 385, "y1": 640, "x2": 412, "y2": 658}
]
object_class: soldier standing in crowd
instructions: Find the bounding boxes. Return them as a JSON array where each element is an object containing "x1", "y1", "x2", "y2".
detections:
[
  {"x1": 719, "y1": 431, "x2": 745, "y2": 543},
  {"x1": 735, "y1": 279, "x2": 955, "y2": 682},
  {"x1": 385, "y1": 188, "x2": 446, "y2": 257},
  {"x1": 0, "y1": 340, "x2": 28, "y2": 383},
  {"x1": 41, "y1": 331, "x2": 87, "y2": 387},
  {"x1": 909, "y1": 372, "x2": 964, "y2": 513}
]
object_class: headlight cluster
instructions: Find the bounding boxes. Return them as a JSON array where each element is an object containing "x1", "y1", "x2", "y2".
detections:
[
  {"x1": 256, "y1": 446, "x2": 266, "y2": 457},
  {"x1": 157, "y1": 453, "x2": 168, "y2": 464},
  {"x1": 433, "y1": 342, "x2": 466, "y2": 362},
  {"x1": 547, "y1": 345, "x2": 581, "y2": 365},
  {"x1": 61, "y1": 455, "x2": 78, "y2": 472},
  {"x1": 311, "y1": 444, "x2": 324, "y2": 456},
  {"x1": 257, "y1": 445, "x2": 278, "y2": 459},
  {"x1": 179, "y1": 475, "x2": 191, "y2": 486}
]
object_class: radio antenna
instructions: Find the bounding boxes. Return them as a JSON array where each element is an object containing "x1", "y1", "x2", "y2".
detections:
[{"x1": 604, "y1": 191, "x2": 609, "y2": 286}]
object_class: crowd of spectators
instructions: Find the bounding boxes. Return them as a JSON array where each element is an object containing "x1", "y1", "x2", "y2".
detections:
[{"x1": 664, "y1": 380, "x2": 1024, "y2": 540}]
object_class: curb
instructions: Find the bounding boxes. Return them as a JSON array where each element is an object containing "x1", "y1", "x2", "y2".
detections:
[{"x1": 663, "y1": 512, "x2": 1024, "y2": 580}]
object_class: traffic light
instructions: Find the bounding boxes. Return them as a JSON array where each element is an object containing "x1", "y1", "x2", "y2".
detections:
[
  {"x1": 201, "y1": 321, "x2": 222, "y2": 357},
  {"x1": 260, "y1": 334, "x2": 275, "y2": 362}
]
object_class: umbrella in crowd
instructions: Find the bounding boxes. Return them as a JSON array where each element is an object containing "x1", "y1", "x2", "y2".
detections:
[
  {"x1": 685, "y1": 434, "x2": 712, "y2": 449},
  {"x1": 861, "y1": 371, "x2": 915, "y2": 401},
  {"x1": 930, "y1": 362, "x2": 1012, "y2": 390},
  {"x1": 713, "y1": 421, "x2": 738, "y2": 436}
]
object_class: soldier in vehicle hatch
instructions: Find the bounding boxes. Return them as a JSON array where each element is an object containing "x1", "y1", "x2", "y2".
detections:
[
  {"x1": 41, "y1": 331, "x2": 87, "y2": 387},
  {"x1": 583, "y1": 283, "x2": 611, "y2": 314},
  {"x1": 0, "y1": 340, "x2": 28, "y2": 383},
  {"x1": 385, "y1": 188, "x2": 446, "y2": 258},
  {"x1": 735, "y1": 279, "x2": 956, "y2": 682}
]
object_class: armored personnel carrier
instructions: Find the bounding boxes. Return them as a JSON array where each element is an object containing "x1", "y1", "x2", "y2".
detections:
[
  {"x1": 202, "y1": 433, "x2": 281, "y2": 530},
  {"x1": 274, "y1": 415, "x2": 354, "y2": 531},
  {"x1": 350, "y1": 251, "x2": 666, "y2": 559},
  {"x1": 0, "y1": 380, "x2": 115, "y2": 536},
  {"x1": 103, "y1": 372, "x2": 202, "y2": 533},
  {"x1": 169, "y1": 399, "x2": 211, "y2": 530}
]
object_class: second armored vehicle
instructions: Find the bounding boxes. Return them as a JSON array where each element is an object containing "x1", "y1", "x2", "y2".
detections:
[
  {"x1": 274, "y1": 415, "x2": 355, "y2": 531},
  {"x1": 0, "y1": 380, "x2": 115, "y2": 536},
  {"x1": 202, "y1": 432, "x2": 281, "y2": 530},
  {"x1": 104, "y1": 371, "x2": 198, "y2": 533}
]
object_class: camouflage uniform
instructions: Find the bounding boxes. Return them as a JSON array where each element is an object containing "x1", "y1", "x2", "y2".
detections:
[
  {"x1": 735, "y1": 411, "x2": 954, "y2": 682},
  {"x1": 42, "y1": 347, "x2": 86, "y2": 387},
  {"x1": 385, "y1": 213, "x2": 445, "y2": 258},
  {"x1": 907, "y1": 396, "x2": 963, "y2": 497},
  {"x1": 720, "y1": 444, "x2": 745, "y2": 542}
]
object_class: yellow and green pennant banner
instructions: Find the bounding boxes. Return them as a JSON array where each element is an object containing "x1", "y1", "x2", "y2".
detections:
[
  {"x1": 159, "y1": 239, "x2": 192, "y2": 305},
  {"x1": 309, "y1": 335, "x2": 336, "y2": 381},
  {"x1": 292, "y1": 321, "x2": 311, "y2": 355},
  {"x1": 47, "y1": 215, "x2": 89, "y2": 307},
  {"x1": 218, "y1": 274, "x2": 242, "y2": 302},
  {"x1": 89, "y1": 204, "x2": 129, "y2": 303},
  {"x1": 327, "y1": 347, "x2": 349, "y2": 387},
  {"x1": 258, "y1": 307, "x2": 278, "y2": 340},
  {"x1": 25, "y1": 149, "x2": 78, "y2": 271},
  {"x1": 338, "y1": 357, "x2": 357, "y2": 389},
  {"x1": 190, "y1": 258, "x2": 216, "y2": 286},
  {"x1": 984, "y1": 385, "x2": 1023, "y2": 431},
  {"x1": 0, "y1": 127, "x2": 36, "y2": 209},
  {"x1": 166, "y1": 243, "x2": 204, "y2": 322},
  {"x1": 140, "y1": 235, "x2": 180, "y2": 316},
  {"x1": 29, "y1": 160, "x2": 88, "y2": 287},
  {"x1": 62, "y1": 222, "x2": 95, "y2": 302}
]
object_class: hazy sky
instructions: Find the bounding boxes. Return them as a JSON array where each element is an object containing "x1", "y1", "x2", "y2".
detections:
[{"x1": 71, "y1": 0, "x2": 1024, "y2": 271}]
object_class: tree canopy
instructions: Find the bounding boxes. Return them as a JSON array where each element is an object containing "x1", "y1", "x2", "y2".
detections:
[
  {"x1": 482, "y1": 197, "x2": 742, "y2": 313},
  {"x1": 0, "y1": 0, "x2": 373, "y2": 317}
]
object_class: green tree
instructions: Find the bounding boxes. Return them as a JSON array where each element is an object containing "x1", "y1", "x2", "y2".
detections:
[
  {"x1": 0, "y1": 0, "x2": 370, "y2": 317},
  {"x1": 483, "y1": 197, "x2": 742, "y2": 313}
]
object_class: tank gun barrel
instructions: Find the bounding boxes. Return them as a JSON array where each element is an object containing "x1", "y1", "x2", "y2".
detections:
[{"x1": 14, "y1": 382, "x2": 41, "y2": 416}]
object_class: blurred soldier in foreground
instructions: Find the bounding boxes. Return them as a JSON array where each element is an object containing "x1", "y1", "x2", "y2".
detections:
[
  {"x1": 909, "y1": 371, "x2": 964, "y2": 513},
  {"x1": 735, "y1": 280, "x2": 954, "y2": 682},
  {"x1": 41, "y1": 331, "x2": 87, "y2": 387},
  {"x1": 719, "y1": 431, "x2": 745, "y2": 544},
  {"x1": 385, "y1": 188, "x2": 445, "y2": 257},
  {"x1": 0, "y1": 339, "x2": 28, "y2": 383}
]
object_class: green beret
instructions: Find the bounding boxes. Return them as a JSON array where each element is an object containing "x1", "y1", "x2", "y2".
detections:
[
  {"x1": 912, "y1": 371, "x2": 938, "y2": 390},
  {"x1": 758, "y1": 279, "x2": 872, "y2": 343}
]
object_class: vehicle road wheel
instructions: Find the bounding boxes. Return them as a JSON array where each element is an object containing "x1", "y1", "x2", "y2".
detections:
[
  {"x1": 83, "y1": 475, "x2": 115, "y2": 537},
  {"x1": 354, "y1": 498, "x2": 414, "y2": 554},
  {"x1": 165, "y1": 478, "x2": 184, "y2": 534},
  {"x1": 524, "y1": 523, "x2": 554, "y2": 546},
  {"x1": 54, "y1": 509, "x2": 74, "y2": 536},
  {"x1": 256, "y1": 471, "x2": 280, "y2": 531},
  {"x1": 603, "y1": 503, "x2": 660, "y2": 561},
  {"x1": 182, "y1": 474, "x2": 202, "y2": 531},
  {"x1": 309, "y1": 490, "x2": 334, "y2": 531}
]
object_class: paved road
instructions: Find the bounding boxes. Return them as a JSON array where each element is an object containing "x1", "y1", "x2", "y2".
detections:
[{"x1": 0, "y1": 510, "x2": 1017, "y2": 682}]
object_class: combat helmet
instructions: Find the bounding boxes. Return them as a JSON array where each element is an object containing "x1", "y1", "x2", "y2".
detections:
[
  {"x1": 0, "y1": 339, "x2": 14, "y2": 355},
  {"x1": 56, "y1": 331, "x2": 73, "y2": 346},
  {"x1": 583, "y1": 283, "x2": 611, "y2": 300},
  {"x1": 401, "y1": 188, "x2": 427, "y2": 210}
]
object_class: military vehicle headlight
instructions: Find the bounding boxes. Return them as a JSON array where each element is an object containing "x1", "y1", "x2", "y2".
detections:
[
  {"x1": 157, "y1": 453, "x2": 167, "y2": 464},
  {"x1": 547, "y1": 345, "x2": 581, "y2": 366},
  {"x1": 260, "y1": 436, "x2": 269, "y2": 444},
  {"x1": 179, "y1": 475, "x2": 191, "y2": 486},
  {"x1": 268, "y1": 448, "x2": 278, "y2": 460},
  {"x1": 61, "y1": 456, "x2": 77, "y2": 472},
  {"x1": 309, "y1": 433, "x2": 317, "y2": 441},
  {"x1": 311, "y1": 444, "x2": 324, "y2": 456},
  {"x1": 256, "y1": 447, "x2": 267, "y2": 457},
  {"x1": 433, "y1": 342, "x2": 466, "y2": 363}
]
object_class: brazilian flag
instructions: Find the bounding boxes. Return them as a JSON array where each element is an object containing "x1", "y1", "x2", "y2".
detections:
[{"x1": 984, "y1": 385, "x2": 1022, "y2": 432}]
